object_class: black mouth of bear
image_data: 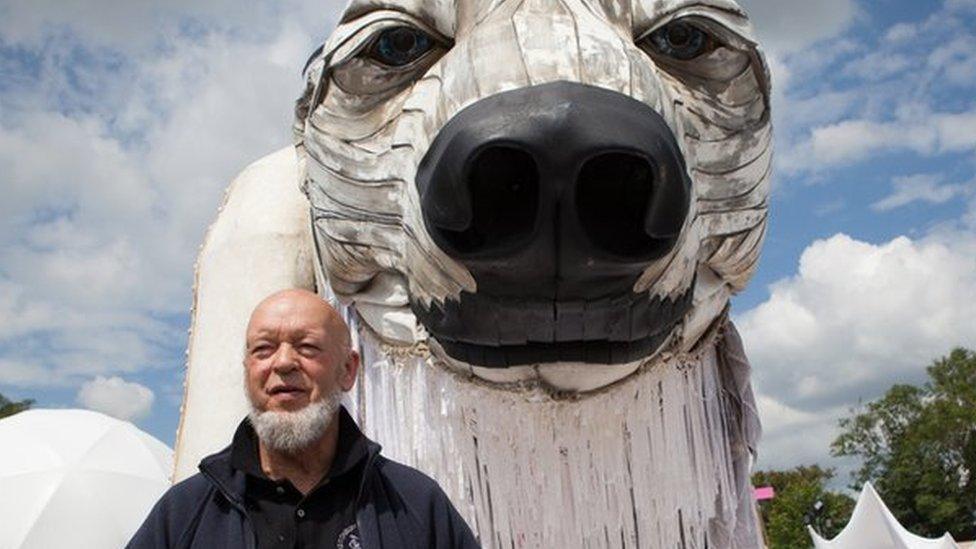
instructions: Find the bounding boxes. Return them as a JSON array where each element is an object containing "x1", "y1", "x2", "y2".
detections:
[{"x1": 411, "y1": 286, "x2": 693, "y2": 368}]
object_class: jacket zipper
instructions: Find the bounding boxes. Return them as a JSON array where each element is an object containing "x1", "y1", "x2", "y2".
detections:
[
  {"x1": 354, "y1": 448, "x2": 382, "y2": 548},
  {"x1": 199, "y1": 468, "x2": 258, "y2": 549}
]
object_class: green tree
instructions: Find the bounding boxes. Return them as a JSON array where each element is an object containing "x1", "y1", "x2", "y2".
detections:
[
  {"x1": 0, "y1": 392, "x2": 35, "y2": 419},
  {"x1": 752, "y1": 465, "x2": 855, "y2": 548},
  {"x1": 831, "y1": 347, "x2": 976, "y2": 541}
]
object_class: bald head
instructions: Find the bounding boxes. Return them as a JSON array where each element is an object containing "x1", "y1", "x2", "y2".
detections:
[
  {"x1": 247, "y1": 289, "x2": 351, "y2": 354},
  {"x1": 244, "y1": 289, "x2": 359, "y2": 416}
]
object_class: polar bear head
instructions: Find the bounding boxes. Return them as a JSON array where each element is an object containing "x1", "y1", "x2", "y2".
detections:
[{"x1": 295, "y1": 0, "x2": 771, "y2": 391}]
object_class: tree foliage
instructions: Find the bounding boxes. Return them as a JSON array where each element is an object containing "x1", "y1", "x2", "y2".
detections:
[
  {"x1": 0, "y1": 392, "x2": 35, "y2": 419},
  {"x1": 831, "y1": 347, "x2": 976, "y2": 540},
  {"x1": 752, "y1": 465, "x2": 854, "y2": 548}
]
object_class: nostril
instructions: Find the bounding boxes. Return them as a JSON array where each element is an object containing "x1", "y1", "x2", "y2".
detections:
[
  {"x1": 576, "y1": 152, "x2": 665, "y2": 258},
  {"x1": 438, "y1": 145, "x2": 539, "y2": 255}
]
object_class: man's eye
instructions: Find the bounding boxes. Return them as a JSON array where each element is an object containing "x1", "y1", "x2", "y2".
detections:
[
  {"x1": 367, "y1": 26, "x2": 435, "y2": 67},
  {"x1": 298, "y1": 344, "x2": 320, "y2": 355},
  {"x1": 644, "y1": 21, "x2": 713, "y2": 61}
]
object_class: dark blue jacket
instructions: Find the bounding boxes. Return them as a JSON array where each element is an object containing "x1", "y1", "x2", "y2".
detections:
[{"x1": 128, "y1": 423, "x2": 480, "y2": 549}]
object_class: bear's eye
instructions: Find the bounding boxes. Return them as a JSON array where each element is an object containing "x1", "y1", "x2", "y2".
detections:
[
  {"x1": 644, "y1": 21, "x2": 713, "y2": 61},
  {"x1": 367, "y1": 26, "x2": 435, "y2": 67}
]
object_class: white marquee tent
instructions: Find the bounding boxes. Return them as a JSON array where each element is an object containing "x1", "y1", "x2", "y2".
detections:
[
  {"x1": 0, "y1": 409, "x2": 173, "y2": 549},
  {"x1": 809, "y1": 482, "x2": 960, "y2": 549}
]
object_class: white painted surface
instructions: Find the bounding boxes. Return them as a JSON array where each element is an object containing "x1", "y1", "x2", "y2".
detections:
[{"x1": 173, "y1": 147, "x2": 315, "y2": 481}]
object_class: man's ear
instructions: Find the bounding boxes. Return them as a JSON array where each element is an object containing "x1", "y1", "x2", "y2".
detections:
[{"x1": 340, "y1": 350, "x2": 360, "y2": 391}]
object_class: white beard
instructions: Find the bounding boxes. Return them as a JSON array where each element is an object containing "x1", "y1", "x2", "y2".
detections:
[{"x1": 248, "y1": 390, "x2": 343, "y2": 454}]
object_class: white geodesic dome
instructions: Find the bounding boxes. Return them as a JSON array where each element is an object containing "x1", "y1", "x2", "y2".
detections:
[{"x1": 0, "y1": 408, "x2": 173, "y2": 549}]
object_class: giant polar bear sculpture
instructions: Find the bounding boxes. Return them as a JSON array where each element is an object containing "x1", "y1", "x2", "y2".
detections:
[{"x1": 174, "y1": 0, "x2": 772, "y2": 547}]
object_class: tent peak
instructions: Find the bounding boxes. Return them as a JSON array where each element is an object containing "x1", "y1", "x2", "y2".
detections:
[{"x1": 809, "y1": 482, "x2": 959, "y2": 549}]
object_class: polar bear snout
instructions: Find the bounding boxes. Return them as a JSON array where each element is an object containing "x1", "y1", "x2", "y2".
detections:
[
  {"x1": 416, "y1": 81, "x2": 691, "y2": 298},
  {"x1": 409, "y1": 81, "x2": 694, "y2": 369}
]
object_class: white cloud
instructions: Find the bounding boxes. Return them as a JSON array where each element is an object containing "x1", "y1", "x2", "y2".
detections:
[
  {"x1": 780, "y1": 108, "x2": 976, "y2": 173},
  {"x1": 872, "y1": 174, "x2": 971, "y2": 212},
  {"x1": 739, "y1": 231, "x2": 976, "y2": 469},
  {"x1": 0, "y1": 113, "x2": 161, "y2": 255},
  {"x1": 742, "y1": 1, "x2": 976, "y2": 463},
  {"x1": 842, "y1": 52, "x2": 911, "y2": 81},
  {"x1": 946, "y1": 0, "x2": 976, "y2": 12},
  {"x1": 754, "y1": 395, "x2": 848, "y2": 469},
  {"x1": 737, "y1": 0, "x2": 860, "y2": 149},
  {"x1": 768, "y1": 0, "x2": 976, "y2": 177},
  {"x1": 883, "y1": 23, "x2": 917, "y2": 43},
  {"x1": 738, "y1": 0, "x2": 859, "y2": 56},
  {"x1": 0, "y1": 2, "x2": 341, "y2": 391},
  {"x1": 0, "y1": 358, "x2": 54, "y2": 387},
  {"x1": 934, "y1": 109, "x2": 976, "y2": 152},
  {"x1": 76, "y1": 375, "x2": 155, "y2": 421},
  {"x1": 0, "y1": 0, "x2": 321, "y2": 49},
  {"x1": 814, "y1": 199, "x2": 847, "y2": 217},
  {"x1": 806, "y1": 119, "x2": 921, "y2": 167},
  {"x1": 966, "y1": 197, "x2": 976, "y2": 228}
]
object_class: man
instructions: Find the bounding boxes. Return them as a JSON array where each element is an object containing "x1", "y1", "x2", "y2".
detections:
[{"x1": 129, "y1": 289, "x2": 479, "y2": 548}]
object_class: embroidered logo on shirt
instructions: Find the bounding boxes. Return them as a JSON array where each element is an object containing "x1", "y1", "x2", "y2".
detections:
[{"x1": 337, "y1": 524, "x2": 361, "y2": 549}]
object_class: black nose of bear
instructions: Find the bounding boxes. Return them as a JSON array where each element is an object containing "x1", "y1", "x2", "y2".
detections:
[{"x1": 416, "y1": 81, "x2": 691, "y2": 301}]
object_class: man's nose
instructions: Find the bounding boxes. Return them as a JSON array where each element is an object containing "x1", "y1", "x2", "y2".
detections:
[
  {"x1": 270, "y1": 344, "x2": 300, "y2": 373},
  {"x1": 415, "y1": 81, "x2": 691, "y2": 300}
]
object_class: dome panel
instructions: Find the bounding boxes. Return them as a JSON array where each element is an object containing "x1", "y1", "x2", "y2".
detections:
[{"x1": 0, "y1": 409, "x2": 173, "y2": 549}]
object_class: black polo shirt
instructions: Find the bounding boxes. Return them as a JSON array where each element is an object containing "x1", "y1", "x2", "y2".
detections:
[{"x1": 230, "y1": 407, "x2": 370, "y2": 549}]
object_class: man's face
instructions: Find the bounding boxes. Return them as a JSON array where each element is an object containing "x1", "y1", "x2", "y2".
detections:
[{"x1": 244, "y1": 293, "x2": 357, "y2": 414}]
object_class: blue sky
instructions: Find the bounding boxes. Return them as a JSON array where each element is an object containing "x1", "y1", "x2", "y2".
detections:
[{"x1": 1, "y1": 0, "x2": 974, "y2": 482}]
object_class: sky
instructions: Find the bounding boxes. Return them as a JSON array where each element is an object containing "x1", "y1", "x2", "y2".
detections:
[{"x1": 0, "y1": 0, "x2": 974, "y2": 486}]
